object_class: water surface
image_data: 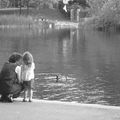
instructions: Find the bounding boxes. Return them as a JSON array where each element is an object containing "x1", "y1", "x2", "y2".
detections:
[{"x1": 0, "y1": 27, "x2": 120, "y2": 106}]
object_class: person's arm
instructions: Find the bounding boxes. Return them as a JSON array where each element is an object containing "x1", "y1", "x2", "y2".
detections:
[
  {"x1": 29, "y1": 62, "x2": 35, "y2": 81},
  {"x1": 33, "y1": 62, "x2": 35, "y2": 79},
  {"x1": 15, "y1": 66, "x2": 21, "y2": 83},
  {"x1": 32, "y1": 62, "x2": 35, "y2": 70}
]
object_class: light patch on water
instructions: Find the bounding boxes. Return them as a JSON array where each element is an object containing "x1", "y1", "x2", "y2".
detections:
[
  {"x1": 36, "y1": 73, "x2": 76, "y2": 82},
  {"x1": 47, "y1": 83, "x2": 66, "y2": 87},
  {"x1": 44, "y1": 76, "x2": 57, "y2": 80},
  {"x1": 68, "y1": 88, "x2": 78, "y2": 91}
]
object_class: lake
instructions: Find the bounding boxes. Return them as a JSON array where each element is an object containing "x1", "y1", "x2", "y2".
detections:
[{"x1": 0, "y1": 27, "x2": 120, "y2": 106}]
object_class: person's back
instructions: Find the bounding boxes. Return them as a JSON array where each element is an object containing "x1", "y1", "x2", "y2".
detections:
[
  {"x1": 0, "y1": 62, "x2": 18, "y2": 94},
  {"x1": 21, "y1": 51, "x2": 35, "y2": 102},
  {"x1": 21, "y1": 62, "x2": 35, "y2": 81},
  {"x1": 0, "y1": 52, "x2": 23, "y2": 102}
]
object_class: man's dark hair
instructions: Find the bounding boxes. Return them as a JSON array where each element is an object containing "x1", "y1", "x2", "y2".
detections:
[{"x1": 8, "y1": 52, "x2": 22, "y2": 63}]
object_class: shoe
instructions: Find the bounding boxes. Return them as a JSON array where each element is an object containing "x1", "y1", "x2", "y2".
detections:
[
  {"x1": 7, "y1": 94, "x2": 13, "y2": 102},
  {"x1": 0, "y1": 95, "x2": 5, "y2": 102},
  {"x1": 5, "y1": 95, "x2": 13, "y2": 102},
  {"x1": 7, "y1": 97, "x2": 13, "y2": 102},
  {"x1": 23, "y1": 99, "x2": 27, "y2": 102},
  {"x1": 0, "y1": 95, "x2": 13, "y2": 102},
  {"x1": 29, "y1": 99, "x2": 32, "y2": 102}
]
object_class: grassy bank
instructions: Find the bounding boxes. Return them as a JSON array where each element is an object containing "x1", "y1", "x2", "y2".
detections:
[
  {"x1": 0, "y1": 8, "x2": 35, "y2": 28},
  {"x1": 0, "y1": 7, "x2": 68, "y2": 29},
  {"x1": 0, "y1": 15, "x2": 33, "y2": 25},
  {"x1": 0, "y1": 14, "x2": 51, "y2": 29}
]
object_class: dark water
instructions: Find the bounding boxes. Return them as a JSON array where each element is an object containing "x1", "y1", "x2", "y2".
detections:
[{"x1": 0, "y1": 27, "x2": 120, "y2": 106}]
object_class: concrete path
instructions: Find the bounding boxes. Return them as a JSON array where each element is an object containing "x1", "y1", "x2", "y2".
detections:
[{"x1": 0, "y1": 98, "x2": 120, "y2": 120}]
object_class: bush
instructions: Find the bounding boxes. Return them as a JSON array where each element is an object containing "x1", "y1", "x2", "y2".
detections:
[
  {"x1": 87, "y1": 0, "x2": 108, "y2": 15},
  {"x1": 86, "y1": 0, "x2": 120, "y2": 31}
]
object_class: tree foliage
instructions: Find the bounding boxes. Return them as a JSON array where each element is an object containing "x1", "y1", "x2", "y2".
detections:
[
  {"x1": 88, "y1": 0, "x2": 120, "y2": 31},
  {"x1": 101, "y1": 0, "x2": 120, "y2": 27},
  {"x1": 86, "y1": 0, "x2": 108, "y2": 15}
]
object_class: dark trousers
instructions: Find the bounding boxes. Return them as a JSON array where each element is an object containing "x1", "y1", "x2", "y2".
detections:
[
  {"x1": 11, "y1": 83, "x2": 24, "y2": 98},
  {"x1": 0, "y1": 83, "x2": 24, "y2": 98}
]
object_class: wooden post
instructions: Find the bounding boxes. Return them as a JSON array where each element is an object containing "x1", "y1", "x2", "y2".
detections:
[
  {"x1": 14, "y1": 0, "x2": 15, "y2": 14},
  {"x1": 0, "y1": 0, "x2": 1, "y2": 8},
  {"x1": 27, "y1": 0, "x2": 29, "y2": 15},
  {"x1": 19, "y1": 0, "x2": 22, "y2": 15},
  {"x1": 70, "y1": 8, "x2": 74, "y2": 21},
  {"x1": 77, "y1": 9, "x2": 80, "y2": 22}
]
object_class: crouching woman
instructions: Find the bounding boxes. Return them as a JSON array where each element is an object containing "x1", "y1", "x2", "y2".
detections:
[{"x1": 0, "y1": 52, "x2": 24, "y2": 102}]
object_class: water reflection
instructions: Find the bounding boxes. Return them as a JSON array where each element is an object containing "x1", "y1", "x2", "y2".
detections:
[{"x1": 0, "y1": 28, "x2": 120, "y2": 106}]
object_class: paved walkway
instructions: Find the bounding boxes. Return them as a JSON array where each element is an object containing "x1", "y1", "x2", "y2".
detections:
[{"x1": 0, "y1": 98, "x2": 120, "y2": 120}]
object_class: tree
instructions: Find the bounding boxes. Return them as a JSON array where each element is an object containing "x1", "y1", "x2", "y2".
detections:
[
  {"x1": 100, "y1": 0, "x2": 120, "y2": 24},
  {"x1": 86, "y1": 0, "x2": 108, "y2": 15},
  {"x1": 89, "y1": 0, "x2": 120, "y2": 31}
]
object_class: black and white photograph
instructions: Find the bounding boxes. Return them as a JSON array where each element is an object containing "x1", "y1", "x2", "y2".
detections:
[{"x1": 0, "y1": 0, "x2": 120, "y2": 120}]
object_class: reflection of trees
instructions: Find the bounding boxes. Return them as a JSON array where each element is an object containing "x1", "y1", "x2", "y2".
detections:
[
  {"x1": 57, "y1": 29, "x2": 70, "y2": 62},
  {"x1": 70, "y1": 28, "x2": 86, "y2": 56}
]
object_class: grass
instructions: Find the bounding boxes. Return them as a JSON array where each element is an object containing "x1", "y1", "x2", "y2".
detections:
[
  {"x1": 0, "y1": 15, "x2": 33, "y2": 25},
  {"x1": 0, "y1": 7, "x2": 68, "y2": 29},
  {"x1": 0, "y1": 8, "x2": 34, "y2": 27}
]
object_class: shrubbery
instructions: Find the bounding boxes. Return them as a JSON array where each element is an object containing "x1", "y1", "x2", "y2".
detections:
[{"x1": 86, "y1": 0, "x2": 120, "y2": 31}]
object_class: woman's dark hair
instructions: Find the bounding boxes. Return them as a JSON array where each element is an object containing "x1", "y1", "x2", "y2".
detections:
[{"x1": 8, "y1": 52, "x2": 22, "y2": 63}]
